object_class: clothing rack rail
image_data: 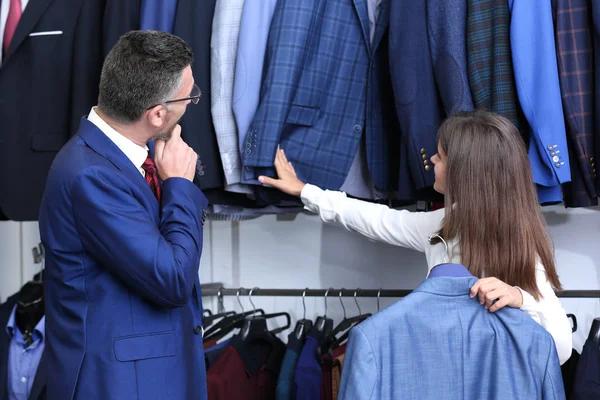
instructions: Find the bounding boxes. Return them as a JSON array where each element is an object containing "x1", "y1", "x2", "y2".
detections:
[{"x1": 201, "y1": 287, "x2": 600, "y2": 298}]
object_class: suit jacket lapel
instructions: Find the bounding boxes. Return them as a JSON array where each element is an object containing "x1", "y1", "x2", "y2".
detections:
[
  {"x1": 352, "y1": 0, "x2": 372, "y2": 53},
  {"x1": 28, "y1": 350, "x2": 46, "y2": 400},
  {"x1": 3, "y1": 0, "x2": 54, "y2": 63},
  {"x1": 77, "y1": 118, "x2": 160, "y2": 216},
  {"x1": 0, "y1": 299, "x2": 15, "y2": 400}
]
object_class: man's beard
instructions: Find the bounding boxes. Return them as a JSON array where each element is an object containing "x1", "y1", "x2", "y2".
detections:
[{"x1": 152, "y1": 121, "x2": 178, "y2": 141}]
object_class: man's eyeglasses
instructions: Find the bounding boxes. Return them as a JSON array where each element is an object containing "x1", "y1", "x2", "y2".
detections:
[{"x1": 146, "y1": 84, "x2": 202, "y2": 110}]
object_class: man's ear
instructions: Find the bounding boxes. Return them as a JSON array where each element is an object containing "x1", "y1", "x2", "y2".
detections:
[{"x1": 146, "y1": 105, "x2": 167, "y2": 128}]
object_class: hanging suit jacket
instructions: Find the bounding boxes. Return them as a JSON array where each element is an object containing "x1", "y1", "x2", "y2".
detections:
[
  {"x1": 102, "y1": 0, "x2": 141, "y2": 57},
  {"x1": 552, "y1": 0, "x2": 597, "y2": 207},
  {"x1": 38, "y1": 118, "x2": 209, "y2": 400},
  {"x1": 466, "y1": 0, "x2": 520, "y2": 128},
  {"x1": 509, "y1": 0, "x2": 571, "y2": 204},
  {"x1": 389, "y1": 0, "x2": 473, "y2": 192},
  {"x1": 243, "y1": 0, "x2": 397, "y2": 191},
  {"x1": 0, "y1": 295, "x2": 46, "y2": 400},
  {"x1": 140, "y1": 0, "x2": 177, "y2": 32},
  {"x1": 590, "y1": 1, "x2": 600, "y2": 194},
  {"x1": 234, "y1": 0, "x2": 278, "y2": 185},
  {"x1": 338, "y1": 265, "x2": 565, "y2": 400},
  {"x1": 0, "y1": 0, "x2": 105, "y2": 221},
  {"x1": 172, "y1": 0, "x2": 226, "y2": 192}
]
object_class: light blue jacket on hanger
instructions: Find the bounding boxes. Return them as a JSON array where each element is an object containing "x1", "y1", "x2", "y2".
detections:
[{"x1": 339, "y1": 264, "x2": 565, "y2": 400}]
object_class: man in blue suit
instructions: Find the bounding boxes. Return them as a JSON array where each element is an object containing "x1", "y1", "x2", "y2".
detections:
[{"x1": 38, "y1": 31, "x2": 208, "y2": 400}]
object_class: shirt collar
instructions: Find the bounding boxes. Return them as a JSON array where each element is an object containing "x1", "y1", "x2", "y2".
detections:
[
  {"x1": 5, "y1": 305, "x2": 45, "y2": 342},
  {"x1": 87, "y1": 107, "x2": 149, "y2": 172},
  {"x1": 428, "y1": 263, "x2": 473, "y2": 278}
]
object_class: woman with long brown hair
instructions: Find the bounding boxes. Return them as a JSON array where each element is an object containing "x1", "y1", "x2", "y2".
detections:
[{"x1": 259, "y1": 110, "x2": 572, "y2": 365}]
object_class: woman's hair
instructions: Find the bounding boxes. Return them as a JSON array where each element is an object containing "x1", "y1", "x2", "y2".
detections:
[{"x1": 435, "y1": 110, "x2": 562, "y2": 299}]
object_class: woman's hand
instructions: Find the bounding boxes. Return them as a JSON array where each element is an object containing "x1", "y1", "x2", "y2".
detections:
[
  {"x1": 258, "y1": 147, "x2": 306, "y2": 197},
  {"x1": 469, "y1": 277, "x2": 524, "y2": 312}
]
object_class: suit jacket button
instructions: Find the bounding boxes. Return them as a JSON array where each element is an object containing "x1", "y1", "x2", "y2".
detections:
[
  {"x1": 421, "y1": 148, "x2": 426, "y2": 155},
  {"x1": 425, "y1": 165, "x2": 431, "y2": 172},
  {"x1": 194, "y1": 325, "x2": 203, "y2": 335}
]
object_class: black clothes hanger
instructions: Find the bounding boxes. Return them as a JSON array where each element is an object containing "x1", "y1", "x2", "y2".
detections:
[
  {"x1": 567, "y1": 313, "x2": 577, "y2": 333},
  {"x1": 202, "y1": 289, "x2": 236, "y2": 328},
  {"x1": 588, "y1": 317, "x2": 600, "y2": 344},
  {"x1": 240, "y1": 288, "x2": 291, "y2": 341},
  {"x1": 293, "y1": 288, "x2": 313, "y2": 341},
  {"x1": 16, "y1": 244, "x2": 46, "y2": 346},
  {"x1": 320, "y1": 289, "x2": 371, "y2": 356},
  {"x1": 203, "y1": 288, "x2": 266, "y2": 342},
  {"x1": 314, "y1": 287, "x2": 334, "y2": 336}
]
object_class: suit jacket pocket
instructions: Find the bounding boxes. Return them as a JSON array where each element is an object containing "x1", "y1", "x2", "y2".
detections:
[
  {"x1": 286, "y1": 105, "x2": 320, "y2": 127},
  {"x1": 114, "y1": 331, "x2": 177, "y2": 362},
  {"x1": 30, "y1": 134, "x2": 67, "y2": 152}
]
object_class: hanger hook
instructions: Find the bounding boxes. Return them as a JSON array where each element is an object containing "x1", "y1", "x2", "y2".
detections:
[
  {"x1": 218, "y1": 287, "x2": 225, "y2": 313},
  {"x1": 249, "y1": 287, "x2": 258, "y2": 314},
  {"x1": 354, "y1": 288, "x2": 362, "y2": 316},
  {"x1": 324, "y1": 287, "x2": 332, "y2": 317},
  {"x1": 339, "y1": 289, "x2": 347, "y2": 319},
  {"x1": 302, "y1": 288, "x2": 308, "y2": 320},
  {"x1": 377, "y1": 288, "x2": 382, "y2": 312},
  {"x1": 236, "y1": 287, "x2": 245, "y2": 313}
]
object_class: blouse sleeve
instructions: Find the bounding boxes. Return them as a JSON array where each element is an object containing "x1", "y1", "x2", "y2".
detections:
[
  {"x1": 517, "y1": 267, "x2": 573, "y2": 365},
  {"x1": 300, "y1": 184, "x2": 444, "y2": 252}
]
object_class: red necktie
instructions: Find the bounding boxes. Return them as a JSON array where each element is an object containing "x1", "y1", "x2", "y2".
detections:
[
  {"x1": 142, "y1": 155, "x2": 161, "y2": 202},
  {"x1": 3, "y1": 0, "x2": 22, "y2": 56}
]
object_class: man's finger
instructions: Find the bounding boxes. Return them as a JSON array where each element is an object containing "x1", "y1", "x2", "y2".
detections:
[
  {"x1": 154, "y1": 140, "x2": 165, "y2": 162},
  {"x1": 170, "y1": 124, "x2": 182, "y2": 140}
]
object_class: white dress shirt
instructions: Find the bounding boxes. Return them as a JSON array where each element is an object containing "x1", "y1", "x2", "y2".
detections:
[
  {"x1": 87, "y1": 107, "x2": 149, "y2": 177},
  {"x1": 0, "y1": 0, "x2": 29, "y2": 65},
  {"x1": 301, "y1": 183, "x2": 573, "y2": 365}
]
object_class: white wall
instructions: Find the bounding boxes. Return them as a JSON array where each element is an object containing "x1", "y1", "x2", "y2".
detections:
[{"x1": 1, "y1": 204, "x2": 599, "y2": 353}]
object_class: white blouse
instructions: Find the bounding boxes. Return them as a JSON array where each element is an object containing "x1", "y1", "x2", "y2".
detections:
[{"x1": 301, "y1": 184, "x2": 573, "y2": 365}]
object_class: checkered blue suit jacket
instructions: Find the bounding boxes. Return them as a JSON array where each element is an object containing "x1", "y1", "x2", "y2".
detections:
[{"x1": 242, "y1": 0, "x2": 398, "y2": 191}]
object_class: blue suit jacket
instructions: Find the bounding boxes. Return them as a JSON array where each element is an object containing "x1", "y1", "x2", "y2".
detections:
[
  {"x1": 339, "y1": 275, "x2": 565, "y2": 399},
  {"x1": 508, "y1": 0, "x2": 571, "y2": 203},
  {"x1": 243, "y1": 0, "x2": 397, "y2": 190},
  {"x1": 389, "y1": 0, "x2": 473, "y2": 192},
  {"x1": 38, "y1": 118, "x2": 208, "y2": 400}
]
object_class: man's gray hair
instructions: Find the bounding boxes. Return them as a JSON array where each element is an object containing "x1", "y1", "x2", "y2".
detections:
[{"x1": 98, "y1": 30, "x2": 194, "y2": 124}]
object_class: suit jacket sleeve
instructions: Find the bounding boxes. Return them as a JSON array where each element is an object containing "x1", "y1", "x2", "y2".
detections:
[
  {"x1": 71, "y1": 167, "x2": 207, "y2": 308},
  {"x1": 338, "y1": 325, "x2": 377, "y2": 400},
  {"x1": 508, "y1": 0, "x2": 571, "y2": 190},
  {"x1": 300, "y1": 184, "x2": 443, "y2": 251}
]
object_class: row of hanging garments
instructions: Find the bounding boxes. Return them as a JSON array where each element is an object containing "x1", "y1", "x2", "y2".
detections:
[
  {"x1": 200, "y1": 287, "x2": 364, "y2": 400},
  {"x1": 200, "y1": 264, "x2": 599, "y2": 399},
  {"x1": 97, "y1": 0, "x2": 600, "y2": 217},
  {"x1": 3, "y1": 0, "x2": 600, "y2": 221},
  {"x1": 207, "y1": 0, "x2": 600, "y2": 212}
]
